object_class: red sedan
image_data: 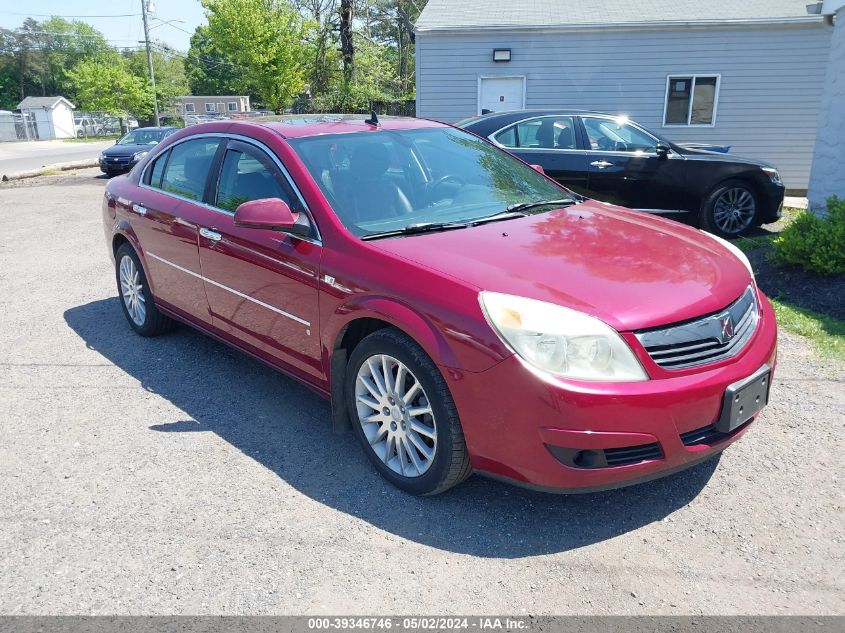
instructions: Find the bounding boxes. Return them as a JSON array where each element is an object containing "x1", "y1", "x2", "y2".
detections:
[{"x1": 102, "y1": 115, "x2": 777, "y2": 495}]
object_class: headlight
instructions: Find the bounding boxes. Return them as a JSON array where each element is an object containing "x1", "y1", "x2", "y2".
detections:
[
  {"x1": 132, "y1": 151, "x2": 148, "y2": 161},
  {"x1": 705, "y1": 232, "x2": 755, "y2": 280},
  {"x1": 761, "y1": 167, "x2": 782, "y2": 185},
  {"x1": 479, "y1": 292, "x2": 648, "y2": 382}
]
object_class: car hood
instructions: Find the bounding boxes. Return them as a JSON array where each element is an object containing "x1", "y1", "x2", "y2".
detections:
[
  {"x1": 102, "y1": 144, "x2": 155, "y2": 157},
  {"x1": 675, "y1": 146, "x2": 773, "y2": 168},
  {"x1": 373, "y1": 200, "x2": 752, "y2": 332}
]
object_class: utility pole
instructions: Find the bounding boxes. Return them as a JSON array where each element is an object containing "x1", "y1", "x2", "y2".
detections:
[{"x1": 141, "y1": 0, "x2": 160, "y2": 126}]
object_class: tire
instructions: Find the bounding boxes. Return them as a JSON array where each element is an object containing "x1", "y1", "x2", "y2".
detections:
[
  {"x1": 700, "y1": 179, "x2": 759, "y2": 238},
  {"x1": 345, "y1": 328, "x2": 472, "y2": 495},
  {"x1": 114, "y1": 243, "x2": 176, "y2": 337}
]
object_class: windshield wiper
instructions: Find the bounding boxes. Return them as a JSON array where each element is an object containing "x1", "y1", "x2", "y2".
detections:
[
  {"x1": 361, "y1": 221, "x2": 470, "y2": 241},
  {"x1": 468, "y1": 210, "x2": 527, "y2": 226},
  {"x1": 506, "y1": 198, "x2": 578, "y2": 213}
]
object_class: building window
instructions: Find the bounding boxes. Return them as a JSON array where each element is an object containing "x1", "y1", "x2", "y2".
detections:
[
  {"x1": 184, "y1": 103, "x2": 195, "y2": 113},
  {"x1": 227, "y1": 102, "x2": 238, "y2": 112},
  {"x1": 663, "y1": 75, "x2": 720, "y2": 126},
  {"x1": 205, "y1": 103, "x2": 216, "y2": 113}
]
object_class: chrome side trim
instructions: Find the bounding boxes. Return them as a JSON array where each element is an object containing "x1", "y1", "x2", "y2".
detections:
[{"x1": 146, "y1": 252, "x2": 311, "y2": 327}]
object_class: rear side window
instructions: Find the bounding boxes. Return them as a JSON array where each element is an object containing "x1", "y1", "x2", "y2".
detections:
[
  {"x1": 159, "y1": 138, "x2": 220, "y2": 201},
  {"x1": 215, "y1": 145, "x2": 298, "y2": 212},
  {"x1": 147, "y1": 150, "x2": 169, "y2": 188},
  {"x1": 495, "y1": 116, "x2": 577, "y2": 150}
]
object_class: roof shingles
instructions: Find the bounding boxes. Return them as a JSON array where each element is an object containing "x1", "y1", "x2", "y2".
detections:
[{"x1": 416, "y1": 0, "x2": 818, "y2": 30}]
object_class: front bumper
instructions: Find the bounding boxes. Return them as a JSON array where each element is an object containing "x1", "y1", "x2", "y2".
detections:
[
  {"x1": 445, "y1": 291, "x2": 778, "y2": 492},
  {"x1": 99, "y1": 156, "x2": 137, "y2": 173},
  {"x1": 759, "y1": 181, "x2": 785, "y2": 224}
]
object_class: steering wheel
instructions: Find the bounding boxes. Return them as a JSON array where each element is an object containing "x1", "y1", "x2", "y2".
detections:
[{"x1": 428, "y1": 174, "x2": 466, "y2": 192}]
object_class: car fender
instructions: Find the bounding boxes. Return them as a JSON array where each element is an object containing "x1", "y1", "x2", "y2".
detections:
[
  {"x1": 324, "y1": 295, "x2": 470, "y2": 434},
  {"x1": 327, "y1": 294, "x2": 461, "y2": 370}
]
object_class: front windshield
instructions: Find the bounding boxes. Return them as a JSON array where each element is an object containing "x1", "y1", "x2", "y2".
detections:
[
  {"x1": 117, "y1": 129, "x2": 165, "y2": 146},
  {"x1": 287, "y1": 127, "x2": 572, "y2": 237}
]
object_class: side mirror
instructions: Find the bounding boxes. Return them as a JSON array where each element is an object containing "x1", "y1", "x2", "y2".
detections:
[
  {"x1": 234, "y1": 198, "x2": 310, "y2": 237},
  {"x1": 530, "y1": 164, "x2": 545, "y2": 175},
  {"x1": 656, "y1": 143, "x2": 671, "y2": 159}
]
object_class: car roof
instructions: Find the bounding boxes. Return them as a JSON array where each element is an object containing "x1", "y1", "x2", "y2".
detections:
[
  {"x1": 133, "y1": 126, "x2": 180, "y2": 132},
  {"x1": 229, "y1": 114, "x2": 448, "y2": 139},
  {"x1": 458, "y1": 109, "x2": 614, "y2": 131}
]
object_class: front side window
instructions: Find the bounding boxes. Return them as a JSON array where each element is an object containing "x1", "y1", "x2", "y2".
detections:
[
  {"x1": 184, "y1": 103, "x2": 196, "y2": 113},
  {"x1": 159, "y1": 138, "x2": 220, "y2": 201},
  {"x1": 204, "y1": 103, "x2": 216, "y2": 113},
  {"x1": 288, "y1": 127, "x2": 570, "y2": 238},
  {"x1": 227, "y1": 102, "x2": 238, "y2": 112},
  {"x1": 215, "y1": 145, "x2": 297, "y2": 212},
  {"x1": 583, "y1": 117, "x2": 658, "y2": 154},
  {"x1": 496, "y1": 116, "x2": 578, "y2": 150},
  {"x1": 664, "y1": 75, "x2": 719, "y2": 126}
]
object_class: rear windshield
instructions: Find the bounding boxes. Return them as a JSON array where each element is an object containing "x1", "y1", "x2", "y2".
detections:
[{"x1": 287, "y1": 127, "x2": 569, "y2": 238}]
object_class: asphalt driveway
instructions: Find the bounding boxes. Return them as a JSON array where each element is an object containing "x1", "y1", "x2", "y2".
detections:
[
  {"x1": 0, "y1": 169, "x2": 842, "y2": 614},
  {"x1": 0, "y1": 139, "x2": 113, "y2": 176}
]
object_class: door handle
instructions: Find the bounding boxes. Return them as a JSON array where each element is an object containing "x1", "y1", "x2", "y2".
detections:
[
  {"x1": 590, "y1": 160, "x2": 613, "y2": 169},
  {"x1": 200, "y1": 227, "x2": 222, "y2": 242},
  {"x1": 132, "y1": 203, "x2": 147, "y2": 216}
]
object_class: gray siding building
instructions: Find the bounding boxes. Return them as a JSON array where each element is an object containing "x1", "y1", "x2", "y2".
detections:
[{"x1": 415, "y1": 0, "x2": 833, "y2": 190}]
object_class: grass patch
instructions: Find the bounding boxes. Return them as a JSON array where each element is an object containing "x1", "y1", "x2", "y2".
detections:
[
  {"x1": 63, "y1": 135, "x2": 120, "y2": 143},
  {"x1": 771, "y1": 298, "x2": 845, "y2": 361},
  {"x1": 39, "y1": 169, "x2": 62, "y2": 176}
]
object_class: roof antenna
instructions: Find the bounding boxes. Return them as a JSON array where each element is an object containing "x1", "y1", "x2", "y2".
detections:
[{"x1": 365, "y1": 109, "x2": 379, "y2": 127}]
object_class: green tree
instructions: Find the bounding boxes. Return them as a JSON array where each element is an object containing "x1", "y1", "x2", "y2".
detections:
[
  {"x1": 125, "y1": 45, "x2": 190, "y2": 116},
  {"x1": 67, "y1": 58, "x2": 152, "y2": 119},
  {"x1": 202, "y1": 0, "x2": 315, "y2": 111},
  {"x1": 184, "y1": 24, "x2": 248, "y2": 97}
]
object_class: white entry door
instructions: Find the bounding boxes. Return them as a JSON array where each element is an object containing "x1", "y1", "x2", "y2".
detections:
[{"x1": 478, "y1": 76, "x2": 525, "y2": 115}]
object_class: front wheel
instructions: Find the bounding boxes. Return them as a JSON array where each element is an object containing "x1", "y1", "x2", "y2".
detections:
[
  {"x1": 115, "y1": 243, "x2": 175, "y2": 336},
  {"x1": 345, "y1": 328, "x2": 472, "y2": 495},
  {"x1": 700, "y1": 180, "x2": 758, "y2": 238}
]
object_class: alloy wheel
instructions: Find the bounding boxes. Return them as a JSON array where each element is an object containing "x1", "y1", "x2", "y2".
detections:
[
  {"x1": 354, "y1": 354, "x2": 437, "y2": 477},
  {"x1": 713, "y1": 187, "x2": 756, "y2": 235},
  {"x1": 119, "y1": 255, "x2": 146, "y2": 326}
]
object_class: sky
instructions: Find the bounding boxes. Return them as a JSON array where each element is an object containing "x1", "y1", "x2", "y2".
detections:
[{"x1": 0, "y1": 0, "x2": 207, "y2": 52}]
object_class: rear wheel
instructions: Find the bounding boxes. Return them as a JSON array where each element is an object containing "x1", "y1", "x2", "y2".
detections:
[
  {"x1": 700, "y1": 180, "x2": 758, "y2": 237},
  {"x1": 115, "y1": 243, "x2": 175, "y2": 336},
  {"x1": 345, "y1": 328, "x2": 472, "y2": 495}
]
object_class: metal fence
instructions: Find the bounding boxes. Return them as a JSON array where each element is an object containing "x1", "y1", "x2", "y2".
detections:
[
  {"x1": 182, "y1": 100, "x2": 417, "y2": 127},
  {"x1": 0, "y1": 112, "x2": 38, "y2": 141}
]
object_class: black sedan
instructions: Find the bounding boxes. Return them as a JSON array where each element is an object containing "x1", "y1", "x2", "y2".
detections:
[
  {"x1": 99, "y1": 127, "x2": 180, "y2": 177},
  {"x1": 458, "y1": 111, "x2": 785, "y2": 237}
]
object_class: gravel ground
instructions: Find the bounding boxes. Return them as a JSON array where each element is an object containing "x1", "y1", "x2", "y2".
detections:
[{"x1": 0, "y1": 169, "x2": 843, "y2": 615}]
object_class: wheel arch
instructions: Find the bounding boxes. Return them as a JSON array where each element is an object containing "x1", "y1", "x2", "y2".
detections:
[{"x1": 326, "y1": 298, "x2": 461, "y2": 434}]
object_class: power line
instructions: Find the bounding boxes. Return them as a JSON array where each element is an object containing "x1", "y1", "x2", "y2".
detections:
[{"x1": 0, "y1": 11, "x2": 140, "y2": 18}]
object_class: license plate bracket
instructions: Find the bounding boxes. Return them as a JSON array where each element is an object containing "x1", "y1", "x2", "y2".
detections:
[{"x1": 716, "y1": 364, "x2": 771, "y2": 433}]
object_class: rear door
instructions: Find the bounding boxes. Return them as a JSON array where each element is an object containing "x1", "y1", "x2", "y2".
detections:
[
  {"x1": 491, "y1": 115, "x2": 590, "y2": 195},
  {"x1": 130, "y1": 137, "x2": 223, "y2": 324},
  {"x1": 580, "y1": 115, "x2": 687, "y2": 211},
  {"x1": 197, "y1": 138, "x2": 324, "y2": 383}
]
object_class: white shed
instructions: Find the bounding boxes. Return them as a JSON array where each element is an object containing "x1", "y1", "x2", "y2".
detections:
[{"x1": 16, "y1": 96, "x2": 76, "y2": 140}]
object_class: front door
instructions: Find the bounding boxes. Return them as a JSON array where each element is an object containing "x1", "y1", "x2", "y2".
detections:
[
  {"x1": 129, "y1": 136, "x2": 223, "y2": 324},
  {"x1": 479, "y1": 76, "x2": 524, "y2": 115},
  {"x1": 580, "y1": 115, "x2": 685, "y2": 211},
  {"x1": 197, "y1": 139, "x2": 323, "y2": 383}
]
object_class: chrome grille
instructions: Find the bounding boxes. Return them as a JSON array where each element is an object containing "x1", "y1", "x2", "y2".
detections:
[{"x1": 635, "y1": 286, "x2": 758, "y2": 370}]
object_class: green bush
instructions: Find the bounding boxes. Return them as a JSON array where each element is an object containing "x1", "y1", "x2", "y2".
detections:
[{"x1": 773, "y1": 196, "x2": 845, "y2": 275}]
